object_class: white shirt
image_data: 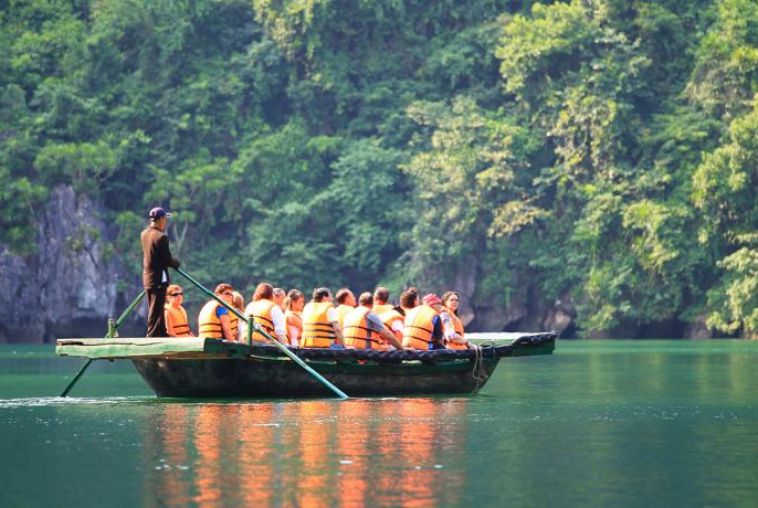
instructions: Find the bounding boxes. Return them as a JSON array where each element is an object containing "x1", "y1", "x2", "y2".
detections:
[
  {"x1": 242, "y1": 301, "x2": 287, "y2": 340},
  {"x1": 271, "y1": 305, "x2": 287, "y2": 338},
  {"x1": 439, "y1": 310, "x2": 459, "y2": 340}
]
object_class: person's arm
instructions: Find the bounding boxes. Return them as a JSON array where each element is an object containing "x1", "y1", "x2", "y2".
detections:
[
  {"x1": 440, "y1": 311, "x2": 465, "y2": 343},
  {"x1": 219, "y1": 314, "x2": 234, "y2": 341},
  {"x1": 367, "y1": 313, "x2": 403, "y2": 349},
  {"x1": 216, "y1": 306, "x2": 234, "y2": 341},
  {"x1": 157, "y1": 234, "x2": 180, "y2": 269},
  {"x1": 431, "y1": 316, "x2": 445, "y2": 347},
  {"x1": 271, "y1": 306, "x2": 288, "y2": 344},
  {"x1": 327, "y1": 307, "x2": 344, "y2": 345}
]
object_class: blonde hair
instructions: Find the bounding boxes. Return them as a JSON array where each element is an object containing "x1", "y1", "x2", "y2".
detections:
[{"x1": 284, "y1": 289, "x2": 304, "y2": 311}]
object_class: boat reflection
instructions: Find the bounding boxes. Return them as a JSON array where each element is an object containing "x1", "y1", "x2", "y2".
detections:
[{"x1": 144, "y1": 397, "x2": 469, "y2": 506}]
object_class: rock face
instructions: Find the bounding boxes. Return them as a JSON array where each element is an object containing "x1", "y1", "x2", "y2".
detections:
[{"x1": 0, "y1": 186, "x2": 137, "y2": 343}]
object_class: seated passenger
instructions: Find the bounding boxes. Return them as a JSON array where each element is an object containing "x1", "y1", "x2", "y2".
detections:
[
  {"x1": 301, "y1": 287, "x2": 345, "y2": 348},
  {"x1": 198, "y1": 283, "x2": 238, "y2": 341},
  {"x1": 273, "y1": 287, "x2": 286, "y2": 311},
  {"x1": 440, "y1": 291, "x2": 471, "y2": 350},
  {"x1": 244, "y1": 283, "x2": 287, "y2": 344},
  {"x1": 164, "y1": 284, "x2": 194, "y2": 337},
  {"x1": 402, "y1": 293, "x2": 446, "y2": 350},
  {"x1": 344, "y1": 292, "x2": 404, "y2": 350},
  {"x1": 284, "y1": 289, "x2": 304, "y2": 347},
  {"x1": 372, "y1": 286, "x2": 404, "y2": 342},
  {"x1": 399, "y1": 286, "x2": 420, "y2": 315},
  {"x1": 334, "y1": 288, "x2": 356, "y2": 328}
]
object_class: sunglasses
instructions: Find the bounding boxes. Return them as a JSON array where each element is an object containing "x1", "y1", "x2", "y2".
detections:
[
  {"x1": 222, "y1": 292, "x2": 234, "y2": 297},
  {"x1": 169, "y1": 292, "x2": 183, "y2": 296}
]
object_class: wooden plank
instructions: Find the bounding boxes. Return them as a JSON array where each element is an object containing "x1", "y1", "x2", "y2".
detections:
[
  {"x1": 466, "y1": 332, "x2": 528, "y2": 344},
  {"x1": 56, "y1": 337, "x2": 209, "y2": 360}
]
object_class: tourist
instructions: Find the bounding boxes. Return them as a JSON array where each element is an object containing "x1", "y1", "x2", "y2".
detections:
[
  {"x1": 198, "y1": 283, "x2": 238, "y2": 341},
  {"x1": 344, "y1": 292, "x2": 404, "y2": 350},
  {"x1": 284, "y1": 289, "x2": 304, "y2": 346},
  {"x1": 141, "y1": 206, "x2": 180, "y2": 337},
  {"x1": 164, "y1": 284, "x2": 194, "y2": 337},
  {"x1": 334, "y1": 287, "x2": 356, "y2": 328},
  {"x1": 399, "y1": 287, "x2": 419, "y2": 314},
  {"x1": 273, "y1": 287, "x2": 286, "y2": 310},
  {"x1": 373, "y1": 286, "x2": 405, "y2": 342},
  {"x1": 402, "y1": 293, "x2": 445, "y2": 350},
  {"x1": 440, "y1": 291, "x2": 470, "y2": 350},
  {"x1": 244, "y1": 283, "x2": 287, "y2": 344},
  {"x1": 301, "y1": 287, "x2": 345, "y2": 348}
]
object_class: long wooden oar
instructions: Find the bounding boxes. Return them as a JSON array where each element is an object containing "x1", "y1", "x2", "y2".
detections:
[
  {"x1": 60, "y1": 289, "x2": 147, "y2": 397},
  {"x1": 174, "y1": 267, "x2": 348, "y2": 400}
]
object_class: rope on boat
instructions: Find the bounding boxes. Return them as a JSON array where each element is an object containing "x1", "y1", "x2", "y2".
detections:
[
  {"x1": 240, "y1": 333, "x2": 556, "y2": 362},
  {"x1": 471, "y1": 341, "x2": 495, "y2": 390}
]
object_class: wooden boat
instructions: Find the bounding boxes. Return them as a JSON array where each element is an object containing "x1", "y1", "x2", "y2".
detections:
[{"x1": 56, "y1": 332, "x2": 556, "y2": 398}]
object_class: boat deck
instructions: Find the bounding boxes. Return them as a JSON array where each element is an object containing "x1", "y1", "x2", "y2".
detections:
[{"x1": 56, "y1": 333, "x2": 556, "y2": 361}]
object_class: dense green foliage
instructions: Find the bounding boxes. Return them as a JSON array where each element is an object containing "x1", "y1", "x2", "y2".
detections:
[{"x1": 1, "y1": 0, "x2": 756, "y2": 336}]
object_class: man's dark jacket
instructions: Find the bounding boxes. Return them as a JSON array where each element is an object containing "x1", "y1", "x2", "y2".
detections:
[{"x1": 141, "y1": 225, "x2": 180, "y2": 288}]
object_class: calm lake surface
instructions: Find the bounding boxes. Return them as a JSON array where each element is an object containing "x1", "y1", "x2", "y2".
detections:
[{"x1": 1, "y1": 340, "x2": 757, "y2": 507}]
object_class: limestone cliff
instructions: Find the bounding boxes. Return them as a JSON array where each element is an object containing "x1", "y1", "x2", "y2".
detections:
[{"x1": 0, "y1": 186, "x2": 139, "y2": 343}]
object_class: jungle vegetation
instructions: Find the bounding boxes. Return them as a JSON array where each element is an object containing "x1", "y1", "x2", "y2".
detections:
[{"x1": 1, "y1": 0, "x2": 756, "y2": 337}]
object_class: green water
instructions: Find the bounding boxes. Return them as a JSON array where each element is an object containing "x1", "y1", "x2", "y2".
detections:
[{"x1": 1, "y1": 341, "x2": 757, "y2": 507}]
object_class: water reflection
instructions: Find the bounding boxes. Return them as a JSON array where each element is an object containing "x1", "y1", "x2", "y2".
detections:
[{"x1": 144, "y1": 398, "x2": 469, "y2": 507}]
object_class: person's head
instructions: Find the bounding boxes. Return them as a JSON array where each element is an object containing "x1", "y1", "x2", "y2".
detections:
[
  {"x1": 373, "y1": 286, "x2": 390, "y2": 305},
  {"x1": 441, "y1": 291, "x2": 460, "y2": 314},
  {"x1": 273, "y1": 287, "x2": 286, "y2": 309},
  {"x1": 252, "y1": 282, "x2": 274, "y2": 302},
  {"x1": 400, "y1": 287, "x2": 419, "y2": 309},
  {"x1": 358, "y1": 292, "x2": 373, "y2": 308},
  {"x1": 312, "y1": 287, "x2": 332, "y2": 303},
  {"x1": 215, "y1": 283, "x2": 235, "y2": 304},
  {"x1": 166, "y1": 284, "x2": 184, "y2": 305},
  {"x1": 285, "y1": 289, "x2": 304, "y2": 312},
  {"x1": 148, "y1": 207, "x2": 171, "y2": 230},
  {"x1": 422, "y1": 293, "x2": 443, "y2": 311},
  {"x1": 335, "y1": 288, "x2": 356, "y2": 306},
  {"x1": 232, "y1": 291, "x2": 244, "y2": 312}
]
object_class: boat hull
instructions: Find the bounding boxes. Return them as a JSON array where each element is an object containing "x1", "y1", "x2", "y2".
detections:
[{"x1": 132, "y1": 356, "x2": 500, "y2": 398}]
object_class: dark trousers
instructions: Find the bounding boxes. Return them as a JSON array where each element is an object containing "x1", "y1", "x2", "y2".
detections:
[{"x1": 146, "y1": 286, "x2": 168, "y2": 337}]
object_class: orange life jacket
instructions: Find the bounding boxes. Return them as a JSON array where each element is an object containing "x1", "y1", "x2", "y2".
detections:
[
  {"x1": 402, "y1": 305, "x2": 438, "y2": 350},
  {"x1": 441, "y1": 305, "x2": 467, "y2": 350},
  {"x1": 301, "y1": 302, "x2": 338, "y2": 348},
  {"x1": 335, "y1": 304, "x2": 354, "y2": 328},
  {"x1": 376, "y1": 305, "x2": 404, "y2": 341},
  {"x1": 285, "y1": 310, "x2": 303, "y2": 345},
  {"x1": 372, "y1": 303, "x2": 394, "y2": 315},
  {"x1": 198, "y1": 300, "x2": 239, "y2": 340},
  {"x1": 247, "y1": 298, "x2": 277, "y2": 342},
  {"x1": 164, "y1": 303, "x2": 191, "y2": 337},
  {"x1": 343, "y1": 306, "x2": 389, "y2": 350}
]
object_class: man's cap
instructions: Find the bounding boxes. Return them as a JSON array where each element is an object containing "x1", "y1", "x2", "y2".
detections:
[
  {"x1": 422, "y1": 293, "x2": 442, "y2": 306},
  {"x1": 148, "y1": 207, "x2": 172, "y2": 220}
]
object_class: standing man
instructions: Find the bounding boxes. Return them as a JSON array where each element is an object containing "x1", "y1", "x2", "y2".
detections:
[{"x1": 141, "y1": 207, "x2": 180, "y2": 337}]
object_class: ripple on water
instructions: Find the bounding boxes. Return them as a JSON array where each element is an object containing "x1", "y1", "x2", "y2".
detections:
[{"x1": 0, "y1": 396, "x2": 151, "y2": 409}]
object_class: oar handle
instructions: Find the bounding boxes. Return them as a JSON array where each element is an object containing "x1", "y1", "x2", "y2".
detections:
[{"x1": 173, "y1": 267, "x2": 348, "y2": 399}]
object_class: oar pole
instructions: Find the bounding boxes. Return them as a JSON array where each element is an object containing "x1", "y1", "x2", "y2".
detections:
[
  {"x1": 174, "y1": 267, "x2": 348, "y2": 400},
  {"x1": 60, "y1": 289, "x2": 147, "y2": 397}
]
